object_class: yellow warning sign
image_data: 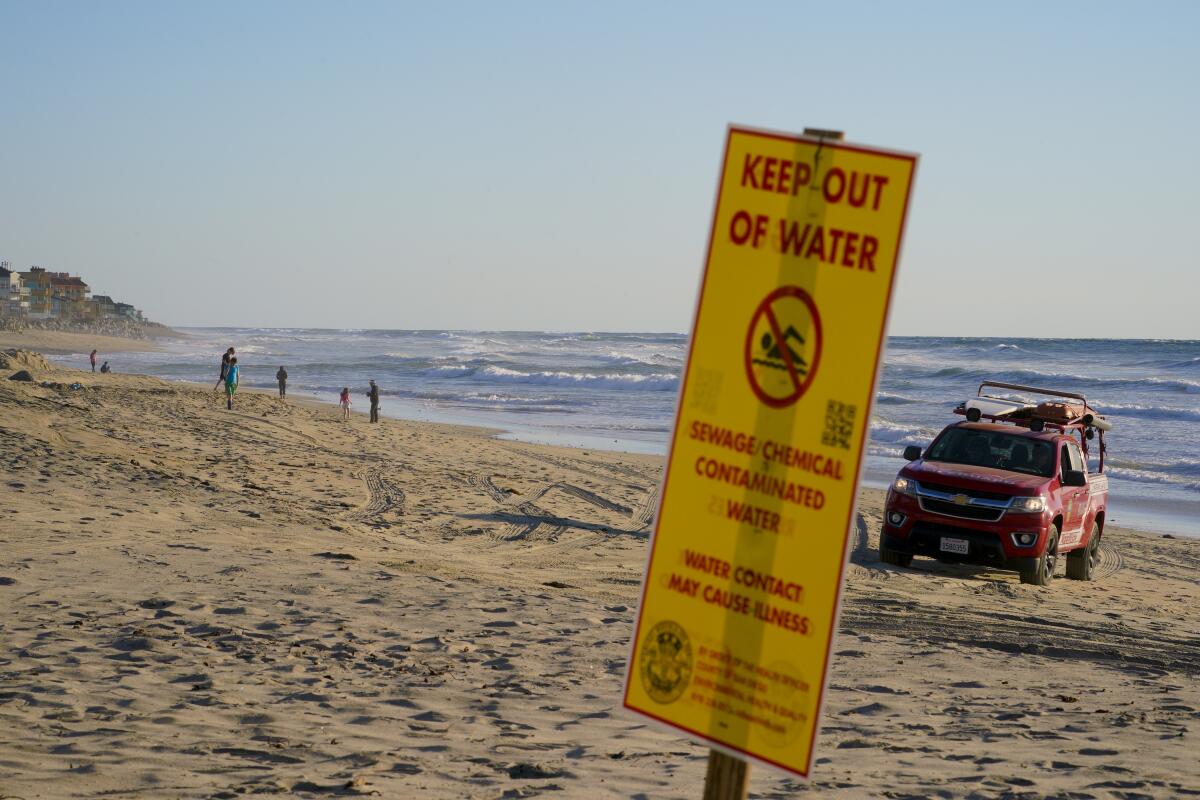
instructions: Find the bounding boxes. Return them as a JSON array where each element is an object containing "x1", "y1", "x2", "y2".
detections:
[{"x1": 624, "y1": 125, "x2": 918, "y2": 778}]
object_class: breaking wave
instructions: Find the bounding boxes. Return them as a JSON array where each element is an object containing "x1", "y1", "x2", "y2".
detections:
[{"x1": 479, "y1": 366, "x2": 679, "y2": 390}]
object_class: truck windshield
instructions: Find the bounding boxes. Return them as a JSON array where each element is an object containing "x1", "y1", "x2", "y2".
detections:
[{"x1": 926, "y1": 428, "x2": 1055, "y2": 478}]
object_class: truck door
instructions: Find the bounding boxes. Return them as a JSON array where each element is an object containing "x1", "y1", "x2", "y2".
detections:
[{"x1": 1059, "y1": 441, "x2": 1088, "y2": 549}]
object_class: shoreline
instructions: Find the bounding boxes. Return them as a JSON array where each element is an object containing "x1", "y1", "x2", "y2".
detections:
[
  {"x1": 33, "y1": 336, "x2": 1200, "y2": 538},
  {"x1": 1, "y1": 356, "x2": 1197, "y2": 797},
  {"x1": 21, "y1": 338, "x2": 1198, "y2": 539}
]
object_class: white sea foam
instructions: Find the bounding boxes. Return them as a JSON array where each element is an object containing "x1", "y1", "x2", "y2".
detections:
[
  {"x1": 422, "y1": 365, "x2": 473, "y2": 376},
  {"x1": 480, "y1": 365, "x2": 678, "y2": 390},
  {"x1": 1106, "y1": 467, "x2": 1200, "y2": 492},
  {"x1": 875, "y1": 391, "x2": 920, "y2": 405},
  {"x1": 1098, "y1": 402, "x2": 1200, "y2": 422},
  {"x1": 868, "y1": 418, "x2": 939, "y2": 446}
]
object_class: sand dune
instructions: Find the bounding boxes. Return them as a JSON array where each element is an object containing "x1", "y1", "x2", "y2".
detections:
[{"x1": 1, "y1": 358, "x2": 1197, "y2": 798}]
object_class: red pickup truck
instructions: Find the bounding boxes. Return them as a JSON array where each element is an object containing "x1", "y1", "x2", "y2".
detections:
[{"x1": 880, "y1": 382, "x2": 1111, "y2": 586}]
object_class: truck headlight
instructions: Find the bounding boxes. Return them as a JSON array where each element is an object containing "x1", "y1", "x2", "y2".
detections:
[
  {"x1": 1011, "y1": 532, "x2": 1038, "y2": 547},
  {"x1": 1009, "y1": 496, "x2": 1046, "y2": 514},
  {"x1": 891, "y1": 477, "x2": 917, "y2": 497}
]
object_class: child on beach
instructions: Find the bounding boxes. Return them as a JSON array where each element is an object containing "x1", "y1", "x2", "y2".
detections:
[
  {"x1": 339, "y1": 387, "x2": 352, "y2": 421},
  {"x1": 224, "y1": 357, "x2": 240, "y2": 410}
]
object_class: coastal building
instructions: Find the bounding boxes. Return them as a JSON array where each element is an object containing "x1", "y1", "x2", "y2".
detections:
[
  {"x1": 50, "y1": 274, "x2": 92, "y2": 319},
  {"x1": 3, "y1": 263, "x2": 148, "y2": 325},
  {"x1": 114, "y1": 302, "x2": 143, "y2": 322},
  {"x1": 91, "y1": 294, "x2": 117, "y2": 318},
  {"x1": 19, "y1": 267, "x2": 58, "y2": 318},
  {"x1": 0, "y1": 263, "x2": 31, "y2": 316}
]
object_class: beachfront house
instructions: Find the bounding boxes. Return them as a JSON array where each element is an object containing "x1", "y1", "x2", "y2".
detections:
[
  {"x1": 0, "y1": 263, "x2": 31, "y2": 317},
  {"x1": 50, "y1": 274, "x2": 93, "y2": 320},
  {"x1": 19, "y1": 267, "x2": 57, "y2": 318},
  {"x1": 114, "y1": 302, "x2": 143, "y2": 322},
  {"x1": 91, "y1": 294, "x2": 117, "y2": 318}
]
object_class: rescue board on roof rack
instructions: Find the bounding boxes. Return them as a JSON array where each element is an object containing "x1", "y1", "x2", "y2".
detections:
[
  {"x1": 955, "y1": 381, "x2": 1113, "y2": 432},
  {"x1": 963, "y1": 397, "x2": 1032, "y2": 420}
]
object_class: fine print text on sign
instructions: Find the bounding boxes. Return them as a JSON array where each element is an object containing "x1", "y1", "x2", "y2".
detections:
[{"x1": 624, "y1": 125, "x2": 918, "y2": 778}]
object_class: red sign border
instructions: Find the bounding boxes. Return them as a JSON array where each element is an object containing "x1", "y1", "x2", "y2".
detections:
[
  {"x1": 621, "y1": 123, "x2": 919, "y2": 780},
  {"x1": 743, "y1": 285, "x2": 824, "y2": 409}
]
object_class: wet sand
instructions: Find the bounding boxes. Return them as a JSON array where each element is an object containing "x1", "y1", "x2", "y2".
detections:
[{"x1": 2, "y1": 356, "x2": 1197, "y2": 798}]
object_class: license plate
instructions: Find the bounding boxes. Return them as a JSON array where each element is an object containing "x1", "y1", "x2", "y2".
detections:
[{"x1": 940, "y1": 537, "x2": 970, "y2": 555}]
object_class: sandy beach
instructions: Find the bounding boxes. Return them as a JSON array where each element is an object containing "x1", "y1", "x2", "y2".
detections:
[
  {"x1": 0, "y1": 330, "x2": 163, "y2": 356},
  {"x1": 2, "y1": 353, "x2": 1198, "y2": 799}
]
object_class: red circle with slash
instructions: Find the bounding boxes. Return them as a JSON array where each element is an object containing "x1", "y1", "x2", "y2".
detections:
[{"x1": 744, "y1": 286, "x2": 823, "y2": 408}]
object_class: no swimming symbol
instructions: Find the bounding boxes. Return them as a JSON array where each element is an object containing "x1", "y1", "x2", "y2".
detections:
[{"x1": 744, "y1": 286, "x2": 823, "y2": 408}]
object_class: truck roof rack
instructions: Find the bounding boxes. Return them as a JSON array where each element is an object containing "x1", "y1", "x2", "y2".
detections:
[
  {"x1": 953, "y1": 381, "x2": 1113, "y2": 433},
  {"x1": 949, "y1": 380, "x2": 1112, "y2": 474},
  {"x1": 976, "y1": 380, "x2": 1086, "y2": 404}
]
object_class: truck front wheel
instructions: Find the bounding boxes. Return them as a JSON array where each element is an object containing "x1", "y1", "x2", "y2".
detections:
[
  {"x1": 879, "y1": 540, "x2": 913, "y2": 568},
  {"x1": 1020, "y1": 527, "x2": 1059, "y2": 586},
  {"x1": 1066, "y1": 524, "x2": 1101, "y2": 581}
]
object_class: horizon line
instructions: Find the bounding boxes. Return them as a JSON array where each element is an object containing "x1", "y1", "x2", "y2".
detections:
[{"x1": 161, "y1": 325, "x2": 1198, "y2": 343}]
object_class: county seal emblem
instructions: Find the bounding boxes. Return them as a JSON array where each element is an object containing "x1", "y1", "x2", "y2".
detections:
[{"x1": 639, "y1": 620, "x2": 692, "y2": 704}]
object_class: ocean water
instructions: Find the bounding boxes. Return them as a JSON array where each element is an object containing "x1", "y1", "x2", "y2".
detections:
[{"x1": 56, "y1": 331, "x2": 1199, "y2": 536}]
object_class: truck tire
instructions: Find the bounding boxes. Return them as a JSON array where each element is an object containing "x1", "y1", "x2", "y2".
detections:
[
  {"x1": 1066, "y1": 524, "x2": 1100, "y2": 581},
  {"x1": 1019, "y1": 527, "x2": 1059, "y2": 586},
  {"x1": 879, "y1": 542, "x2": 912, "y2": 568}
]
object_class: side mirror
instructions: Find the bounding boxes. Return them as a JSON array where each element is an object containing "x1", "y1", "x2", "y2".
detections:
[
  {"x1": 903, "y1": 445, "x2": 922, "y2": 462},
  {"x1": 1062, "y1": 469, "x2": 1087, "y2": 487}
]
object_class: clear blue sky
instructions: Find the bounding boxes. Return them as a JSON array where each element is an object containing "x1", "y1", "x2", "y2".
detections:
[{"x1": 1, "y1": 2, "x2": 1196, "y2": 337}]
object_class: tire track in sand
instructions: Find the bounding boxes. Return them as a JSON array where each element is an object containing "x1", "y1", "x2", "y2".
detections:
[
  {"x1": 631, "y1": 484, "x2": 659, "y2": 530},
  {"x1": 1094, "y1": 538, "x2": 1124, "y2": 580},
  {"x1": 464, "y1": 476, "x2": 639, "y2": 542},
  {"x1": 346, "y1": 466, "x2": 406, "y2": 528},
  {"x1": 840, "y1": 595, "x2": 1197, "y2": 676}
]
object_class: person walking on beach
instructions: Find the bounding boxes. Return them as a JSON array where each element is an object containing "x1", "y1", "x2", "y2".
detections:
[
  {"x1": 276, "y1": 366, "x2": 288, "y2": 399},
  {"x1": 339, "y1": 387, "x2": 352, "y2": 421},
  {"x1": 214, "y1": 347, "x2": 235, "y2": 391},
  {"x1": 366, "y1": 379, "x2": 380, "y2": 423},
  {"x1": 89, "y1": 349, "x2": 97, "y2": 372},
  {"x1": 224, "y1": 356, "x2": 240, "y2": 410}
]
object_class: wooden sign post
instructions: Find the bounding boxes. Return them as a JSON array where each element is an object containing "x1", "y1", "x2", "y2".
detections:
[{"x1": 703, "y1": 750, "x2": 751, "y2": 800}]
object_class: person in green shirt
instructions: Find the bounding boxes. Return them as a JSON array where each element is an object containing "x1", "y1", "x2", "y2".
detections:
[{"x1": 224, "y1": 357, "x2": 240, "y2": 410}]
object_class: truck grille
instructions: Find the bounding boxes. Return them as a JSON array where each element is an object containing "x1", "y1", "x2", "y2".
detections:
[
  {"x1": 919, "y1": 497, "x2": 1005, "y2": 521},
  {"x1": 914, "y1": 482, "x2": 1012, "y2": 522},
  {"x1": 918, "y1": 481, "x2": 1011, "y2": 502}
]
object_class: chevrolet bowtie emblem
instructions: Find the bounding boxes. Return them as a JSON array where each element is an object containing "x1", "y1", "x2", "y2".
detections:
[{"x1": 953, "y1": 494, "x2": 970, "y2": 505}]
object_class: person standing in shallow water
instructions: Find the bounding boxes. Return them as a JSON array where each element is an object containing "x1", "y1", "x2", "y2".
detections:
[
  {"x1": 89, "y1": 349, "x2": 97, "y2": 372},
  {"x1": 214, "y1": 347, "x2": 235, "y2": 391},
  {"x1": 276, "y1": 366, "x2": 288, "y2": 399},
  {"x1": 366, "y1": 379, "x2": 380, "y2": 423},
  {"x1": 224, "y1": 356, "x2": 240, "y2": 410}
]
